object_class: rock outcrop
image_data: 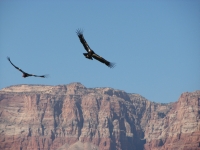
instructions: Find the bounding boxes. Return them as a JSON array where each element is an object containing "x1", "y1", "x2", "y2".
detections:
[
  {"x1": 0, "y1": 83, "x2": 199, "y2": 150},
  {"x1": 144, "y1": 91, "x2": 200, "y2": 150}
]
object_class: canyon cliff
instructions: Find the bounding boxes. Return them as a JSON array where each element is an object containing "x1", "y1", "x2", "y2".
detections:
[{"x1": 0, "y1": 83, "x2": 199, "y2": 150}]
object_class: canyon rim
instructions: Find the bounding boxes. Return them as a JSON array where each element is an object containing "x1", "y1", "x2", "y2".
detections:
[{"x1": 0, "y1": 83, "x2": 200, "y2": 150}]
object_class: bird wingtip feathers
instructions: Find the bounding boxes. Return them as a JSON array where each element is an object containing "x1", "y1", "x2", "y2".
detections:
[
  {"x1": 43, "y1": 74, "x2": 49, "y2": 78},
  {"x1": 7, "y1": 56, "x2": 11, "y2": 61},
  {"x1": 76, "y1": 28, "x2": 84, "y2": 36},
  {"x1": 108, "y1": 62, "x2": 116, "y2": 68}
]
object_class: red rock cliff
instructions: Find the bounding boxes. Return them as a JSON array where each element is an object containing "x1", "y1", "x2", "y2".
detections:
[{"x1": 0, "y1": 83, "x2": 199, "y2": 150}]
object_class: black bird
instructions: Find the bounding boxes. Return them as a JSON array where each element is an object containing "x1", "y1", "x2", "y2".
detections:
[
  {"x1": 76, "y1": 29, "x2": 115, "y2": 68},
  {"x1": 7, "y1": 57, "x2": 48, "y2": 78}
]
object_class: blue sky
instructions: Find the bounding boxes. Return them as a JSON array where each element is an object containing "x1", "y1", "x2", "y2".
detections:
[{"x1": 0, "y1": 1, "x2": 199, "y2": 103}]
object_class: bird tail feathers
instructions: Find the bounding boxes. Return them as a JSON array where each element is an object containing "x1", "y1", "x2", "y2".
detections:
[{"x1": 83, "y1": 53, "x2": 93, "y2": 60}]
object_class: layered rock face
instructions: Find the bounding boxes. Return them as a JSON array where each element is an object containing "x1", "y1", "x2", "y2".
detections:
[
  {"x1": 144, "y1": 91, "x2": 200, "y2": 150},
  {"x1": 0, "y1": 83, "x2": 199, "y2": 150}
]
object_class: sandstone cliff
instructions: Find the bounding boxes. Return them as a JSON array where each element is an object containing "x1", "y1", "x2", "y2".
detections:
[{"x1": 0, "y1": 83, "x2": 199, "y2": 150}]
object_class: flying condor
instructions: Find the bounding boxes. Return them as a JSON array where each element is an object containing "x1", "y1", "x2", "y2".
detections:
[
  {"x1": 7, "y1": 57, "x2": 48, "y2": 78},
  {"x1": 76, "y1": 29, "x2": 115, "y2": 68}
]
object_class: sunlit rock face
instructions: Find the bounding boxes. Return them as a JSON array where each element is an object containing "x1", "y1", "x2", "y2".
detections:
[
  {"x1": 144, "y1": 91, "x2": 200, "y2": 150},
  {"x1": 0, "y1": 83, "x2": 199, "y2": 150}
]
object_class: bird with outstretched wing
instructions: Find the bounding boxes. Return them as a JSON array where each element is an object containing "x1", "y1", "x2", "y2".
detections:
[
  {"x1": 76, "y1": 29, "x2": 115, "y2": 68},
  {"x1": 7, "y1": 57, "x2": 48, "y2": 78}
]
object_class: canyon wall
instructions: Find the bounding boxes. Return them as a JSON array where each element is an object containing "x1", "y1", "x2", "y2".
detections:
[{"x1": 0, "y1": 83, "x2": 199, "y2": 150}]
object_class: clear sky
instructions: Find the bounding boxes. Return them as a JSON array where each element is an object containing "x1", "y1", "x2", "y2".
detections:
[{"x1": 0, "y1": 1, "x2": 199, "y2": 103}]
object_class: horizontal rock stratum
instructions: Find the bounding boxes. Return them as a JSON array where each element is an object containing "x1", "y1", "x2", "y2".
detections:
[{"x1": 0, "y1": 83, "x2": 199, "y2": 150}]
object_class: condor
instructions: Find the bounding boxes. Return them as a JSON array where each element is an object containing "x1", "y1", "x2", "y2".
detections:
[
  {"x1": 7, "y1": 57, "x2": 48, "y2": 78},
  {"x1": 76, "y1": 29, "x2": 115, "y2": 68}
]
